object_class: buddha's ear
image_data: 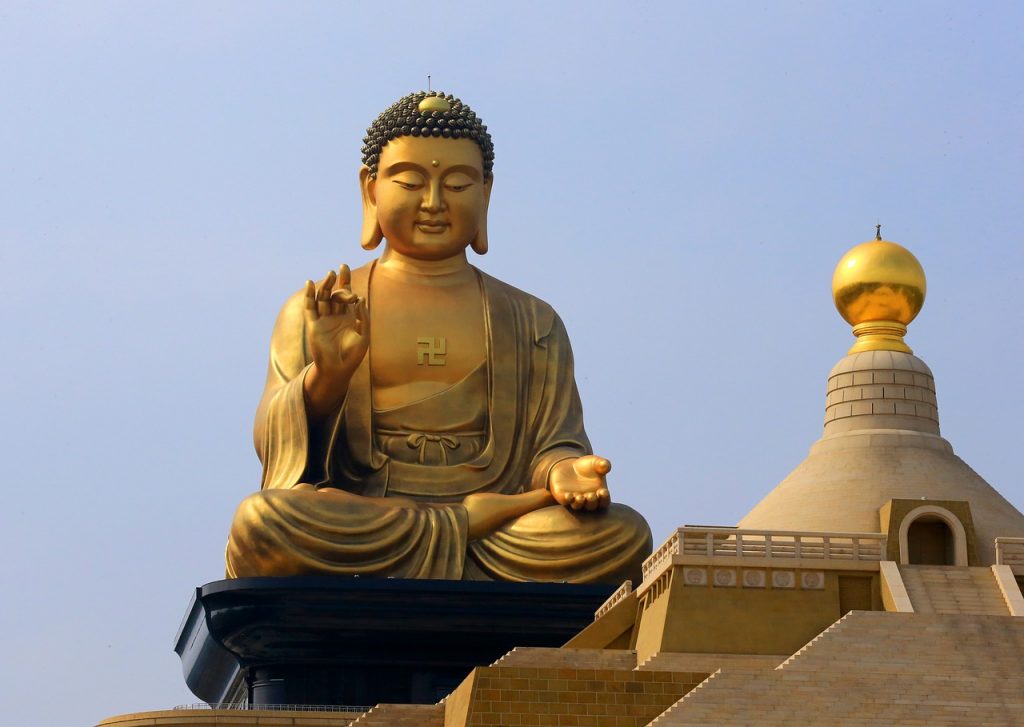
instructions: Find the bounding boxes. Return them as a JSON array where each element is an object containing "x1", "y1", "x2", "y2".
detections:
[
  {"x1": 470, "y1": 175, "x2": 493, "y2": 255},
  {"x1": 359, "y1": 165, "x2": 383, "y2": 251}
]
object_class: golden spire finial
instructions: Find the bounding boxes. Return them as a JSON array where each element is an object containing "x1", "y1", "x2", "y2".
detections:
[{"x1": 831, "y1": 229, "x2": 927, "y2": 355}]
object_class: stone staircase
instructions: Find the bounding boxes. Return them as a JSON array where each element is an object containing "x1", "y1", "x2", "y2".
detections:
[
  {"x1": 350, "y1": 703, "x2": 443, "y2": 726},
  {"x1": 637, "y1": 651, "x2": 785, "y2": 673},
  {"x1": 490, "y1": 645, "x2": 636, "y2": 669},
  {"x1": 899, "y1": 565, "x2": 1010, "y2": 615},
  {"x1": 450, "y1": 663, "x2": 699, "y2": 727},
  {"x1": 646, "y1": 611, "x2": 1024, "y2": 725}
]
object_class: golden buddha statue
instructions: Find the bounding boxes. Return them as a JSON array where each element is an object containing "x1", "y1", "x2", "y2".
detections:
[{"x1": 226, "y1": 92, "x2": 652, "y2": 583}]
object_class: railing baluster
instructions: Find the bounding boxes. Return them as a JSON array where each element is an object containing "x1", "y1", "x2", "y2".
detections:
[
  {"x1": 646, "y1": 526, "x2": 886, "y2": 580},
  {"x1": 994, "y1": 537, "x2": 1024, "y2": 567}
]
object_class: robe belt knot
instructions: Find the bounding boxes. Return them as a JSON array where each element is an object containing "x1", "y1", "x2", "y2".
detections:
[
  {"x1": 376, "y1": 427, "x2": 487, "y2": 465},
  {"x1": 406, "y1": 432, "x2": 460, "y2": 464}
]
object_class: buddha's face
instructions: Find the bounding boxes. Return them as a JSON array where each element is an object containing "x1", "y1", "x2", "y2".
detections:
[{"x1": 366, "y1": 135, "x2": 491, "y2": 261}]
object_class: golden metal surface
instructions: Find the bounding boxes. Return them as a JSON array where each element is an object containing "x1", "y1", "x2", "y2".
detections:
[
  {"x1": 226, "y1": 95, "x2": 651, "y2": 583},
  {"x1": 832, "y1": 239, "x2": 926, "y2": 354},
  {"x1": 418, "y1": 95, "x2": 451, "y2": 113}
]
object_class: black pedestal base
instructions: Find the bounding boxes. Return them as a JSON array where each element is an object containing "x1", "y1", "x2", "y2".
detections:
[{"x1": 175, "y1": 577, "x2": 615, "y2": 707}]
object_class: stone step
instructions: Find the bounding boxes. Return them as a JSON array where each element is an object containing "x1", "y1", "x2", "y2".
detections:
[
  {"x1": 491, "y1": 645, "x2": 637, "y2": 670},
  {"x1": 644, "y1": 611, "x2": 1024, "y2": 725},
  {"x1": 899, "y1": 565, "x2": 1009, "y2": 615},
  {"x1": 637, "y1": 652, "x2": 785, "y2": 673},
  {"x1": 350, "y1": 703, "x2": 443, "y2": 726}
]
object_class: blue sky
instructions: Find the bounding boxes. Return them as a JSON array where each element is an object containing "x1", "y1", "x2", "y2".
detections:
[{"x1": 1, "y1": 2, "x2": 1021, "y2": 724}]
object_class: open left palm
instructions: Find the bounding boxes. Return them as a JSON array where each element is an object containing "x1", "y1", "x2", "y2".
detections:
[{"x1": 549, "y1": 455, "x2": 612, "y2": 511}]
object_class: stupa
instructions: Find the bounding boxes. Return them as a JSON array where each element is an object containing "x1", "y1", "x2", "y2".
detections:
[{"x1": 739, "y1": 230, "x2": 1024, "y2": 565}]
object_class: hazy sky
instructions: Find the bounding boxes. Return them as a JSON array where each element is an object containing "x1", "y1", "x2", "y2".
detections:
[{"x1": 2, "y1": 2, "x2": 1021, "y2": 725}]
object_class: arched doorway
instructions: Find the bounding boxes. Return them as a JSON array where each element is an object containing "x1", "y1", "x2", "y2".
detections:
[
  {"x1": 897, "y1": 505, "x2": 969, "y2": 567},
  {"x1": 907, "y1": 516, "x2": 955, "y2": 565}
]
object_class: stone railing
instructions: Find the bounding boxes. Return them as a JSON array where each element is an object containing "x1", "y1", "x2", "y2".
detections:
[
  {"x1": 594, "y1": 580, "x2": 633, "y2": 620},
  {"x1": 174, "y1": 703, "x2": 371, "y2": 712},
  {"x1": 995, "y1": 537, "x2": 1024, "y2": 568},
  {"x1": 641, "y1": 527, "x2": 887, "y2": 583}
]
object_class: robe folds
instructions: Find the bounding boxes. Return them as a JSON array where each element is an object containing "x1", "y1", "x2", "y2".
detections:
[{"x1": 226, "y1": 262, "x2": 652, "y2": 583}]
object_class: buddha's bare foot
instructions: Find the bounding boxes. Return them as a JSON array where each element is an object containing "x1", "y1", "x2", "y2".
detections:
[{"x1": 464, "y1": 489, "x2": 555, "y2": 541}]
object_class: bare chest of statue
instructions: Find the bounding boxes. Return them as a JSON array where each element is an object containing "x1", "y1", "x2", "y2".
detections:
[{"x1": 369, "y1": 268, "x2": 487, "y2": 413}]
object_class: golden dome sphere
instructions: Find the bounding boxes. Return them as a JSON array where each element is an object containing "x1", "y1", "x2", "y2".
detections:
[{"x1": 832, "y1": 238, "x2": 926, "y2": 327}]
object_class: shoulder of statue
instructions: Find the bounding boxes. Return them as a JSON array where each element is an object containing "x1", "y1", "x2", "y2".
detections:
[
  {"x1": 278, "y1": 287, "x2": 308, "y2": 322},
  {"x1": 267, "y1": 289, "x2": 308, "y2": 355},
  {"x1": 475, "y1": 267, "x2": 560, "y2": 344}
]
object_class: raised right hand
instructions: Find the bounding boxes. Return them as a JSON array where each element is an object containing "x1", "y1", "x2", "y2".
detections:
[{"x1": 304, "y1": 264, "x2": 369, "y2": 384}]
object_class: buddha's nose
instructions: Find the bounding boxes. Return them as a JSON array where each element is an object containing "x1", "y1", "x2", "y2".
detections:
[{"x1": 422, "y1": 181, "x2": 446, "y2": 212}]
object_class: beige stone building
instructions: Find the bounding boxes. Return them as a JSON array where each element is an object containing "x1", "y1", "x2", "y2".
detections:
[{"x1": 100, "y1": 239, "x2": 1024, "y2": 726}]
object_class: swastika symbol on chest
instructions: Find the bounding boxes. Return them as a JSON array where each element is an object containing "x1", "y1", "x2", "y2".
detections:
[{"x1": 416, "y1": 337, "x2": 447, "y2": 366}]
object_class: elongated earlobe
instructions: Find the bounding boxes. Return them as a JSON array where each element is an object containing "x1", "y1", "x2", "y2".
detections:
[
  {"x1": 470, "y1": 224, "x2": 488, "y2": 255},
  {"x1": 361, "y1": 221, "x2": 383, "y2": 251},
  {"x1": 471, "y1": 176, "x2": 493, "y2": 255},
  {"x1": 359, "y1": 166, "x2": 383, "y2": 250}
]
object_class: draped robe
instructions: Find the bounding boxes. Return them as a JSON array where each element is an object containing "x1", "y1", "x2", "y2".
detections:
[{"x1": 226, "y1": 262, "x2": 652, "y2": 583}]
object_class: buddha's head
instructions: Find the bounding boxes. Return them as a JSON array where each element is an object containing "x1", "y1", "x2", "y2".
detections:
[{"x1": 359, "y1": 92, "x2": 494, "y2": 258}]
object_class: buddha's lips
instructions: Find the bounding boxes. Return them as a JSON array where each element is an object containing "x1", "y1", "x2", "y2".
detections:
[{"x1": 416, "y1": 220, "x2": 449, "y2": 231}]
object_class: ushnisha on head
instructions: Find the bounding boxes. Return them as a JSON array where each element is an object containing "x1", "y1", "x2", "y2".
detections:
[
  {"x1": 361, "y1": 91, "x2": 494, "y2": 180},
  {"x1": 359, "y1": 91, "x2": 494, "y2": 256}
]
